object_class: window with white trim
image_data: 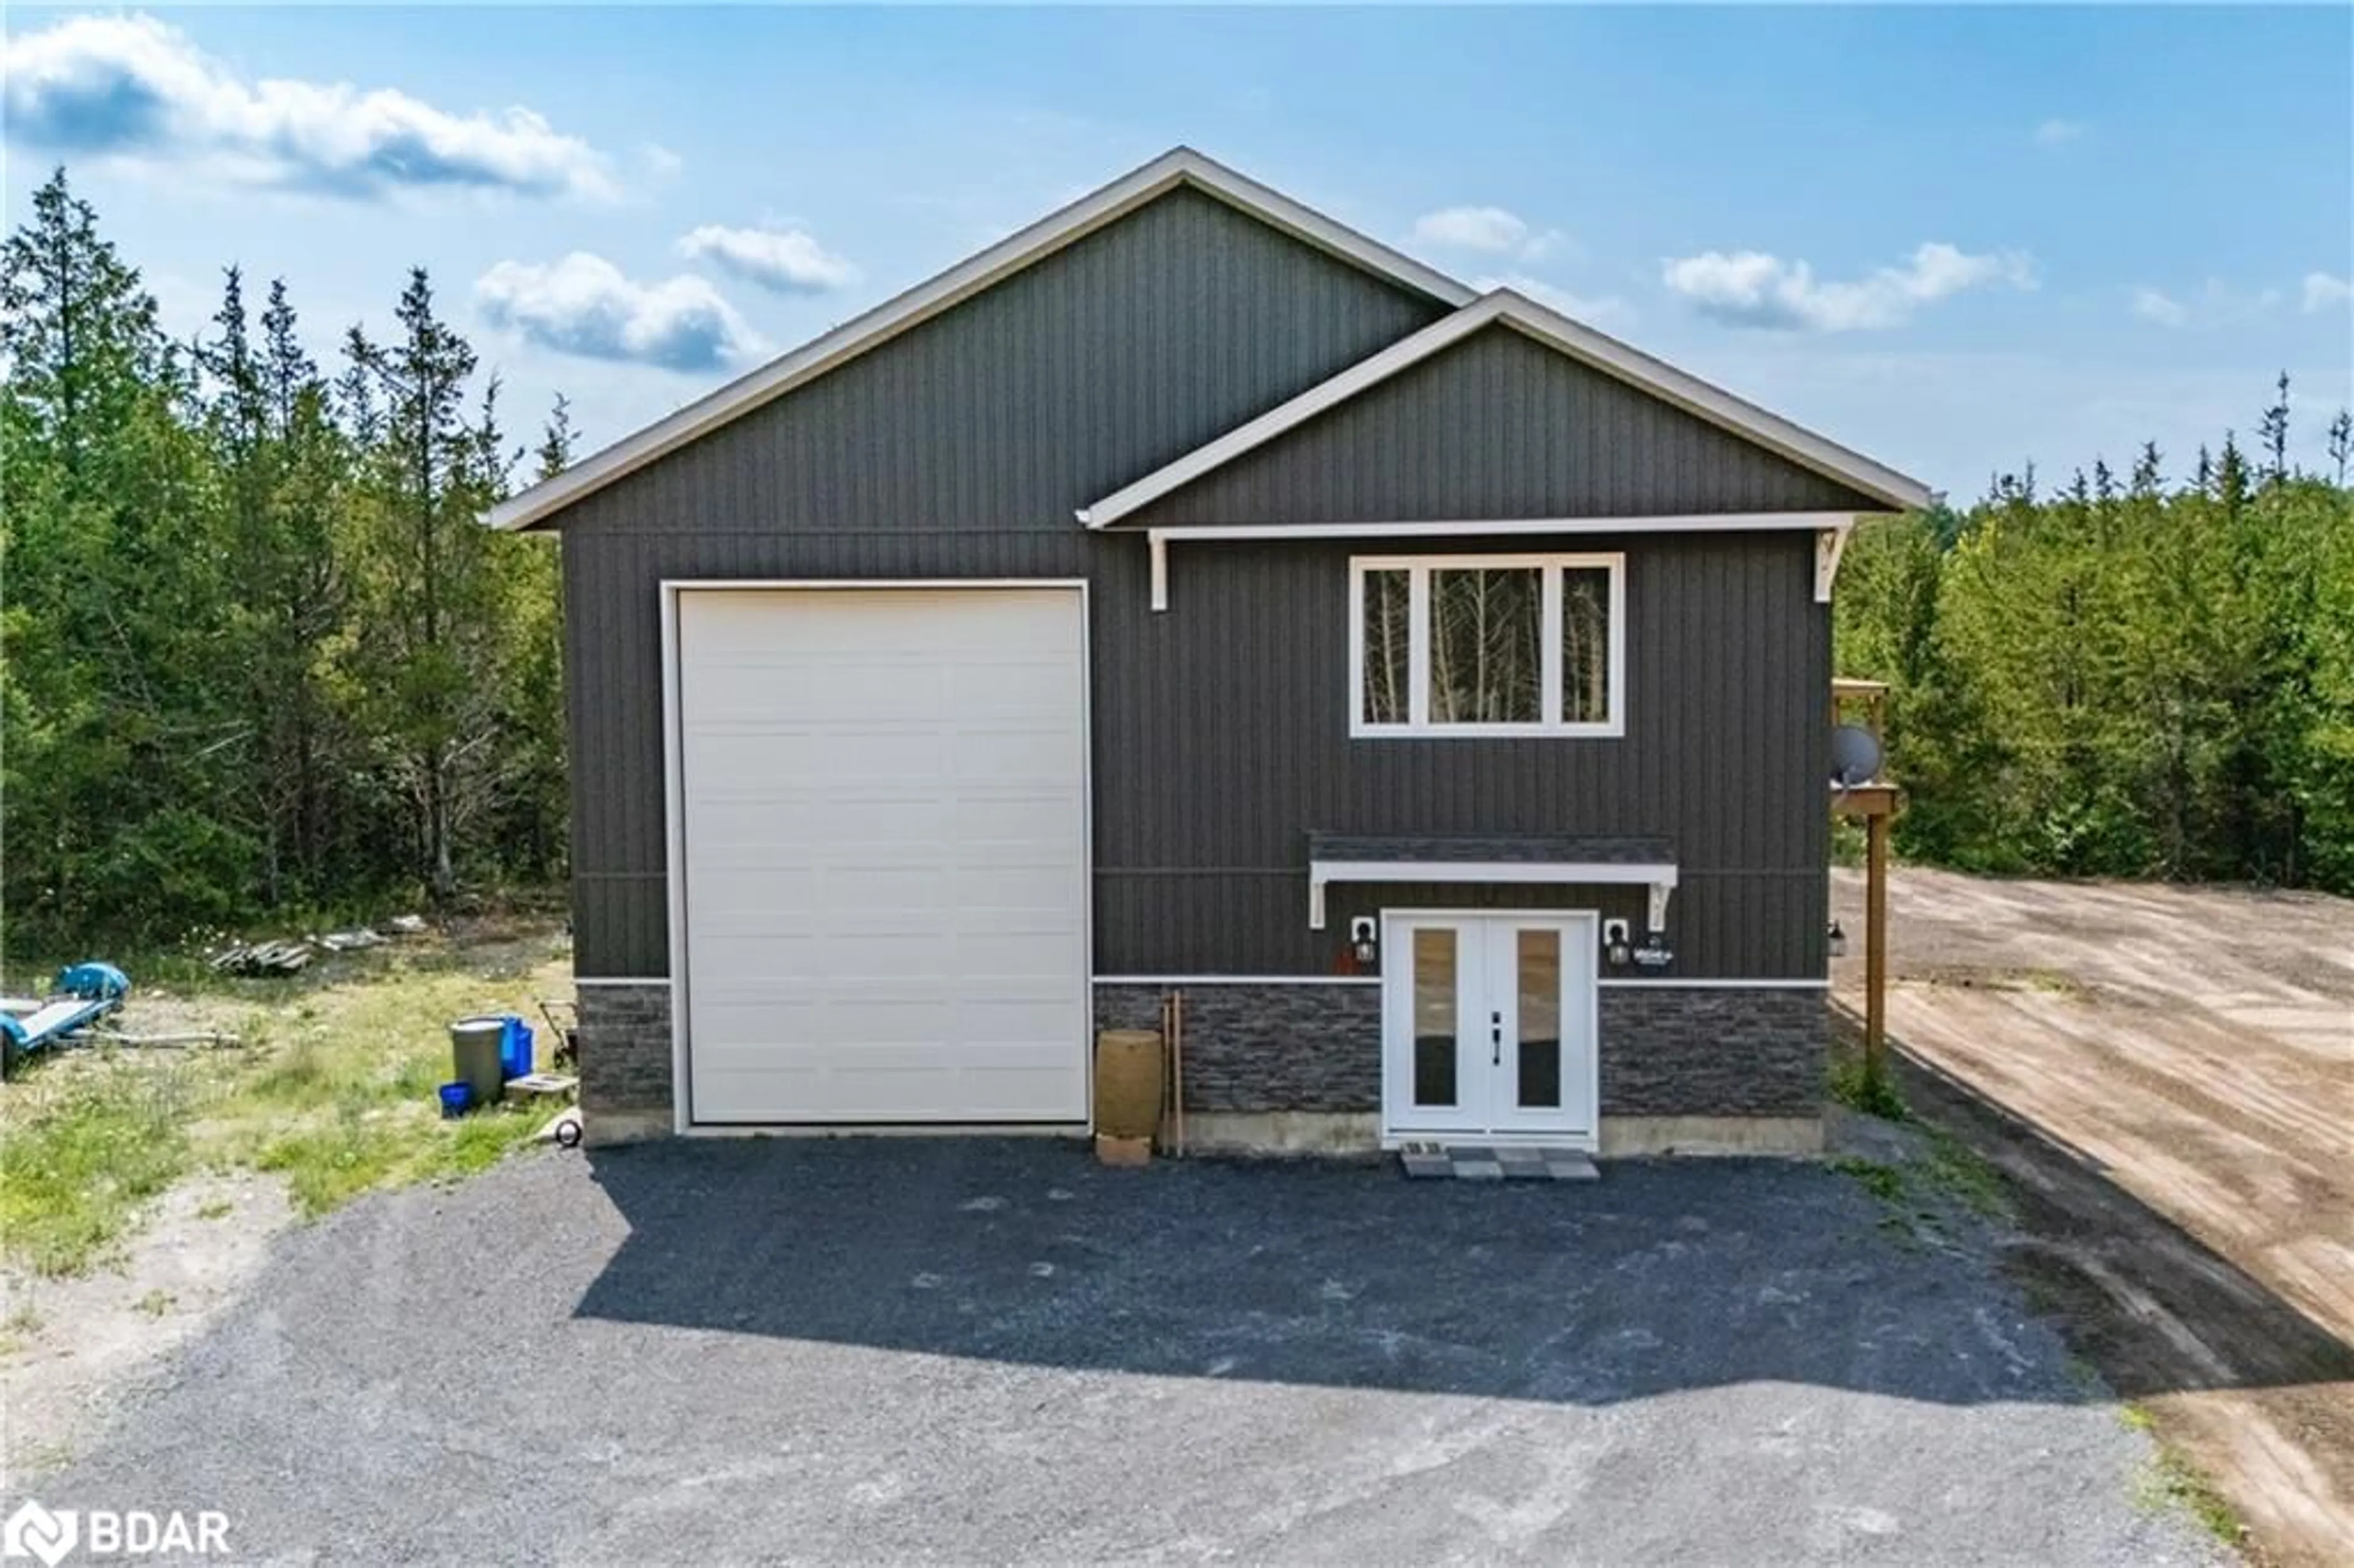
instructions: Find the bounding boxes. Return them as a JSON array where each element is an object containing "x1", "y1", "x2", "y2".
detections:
[{"x1": 1350, "y1": 553, "x2": 1625, "y2": 737}]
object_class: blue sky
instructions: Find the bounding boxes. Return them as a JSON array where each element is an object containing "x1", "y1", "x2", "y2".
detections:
[{"x1": 5, "y1": 6, "x2": 2350, "y2": 497}]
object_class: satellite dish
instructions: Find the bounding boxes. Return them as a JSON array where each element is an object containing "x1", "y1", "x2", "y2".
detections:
[{"x1": 1830, "y1": 725, "x2": 1882, "y2": 788}]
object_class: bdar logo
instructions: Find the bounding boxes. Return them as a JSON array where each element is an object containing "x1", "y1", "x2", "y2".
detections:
[{"x1": 2, "y1": 1501, "x2": 77, "y2": 1568}]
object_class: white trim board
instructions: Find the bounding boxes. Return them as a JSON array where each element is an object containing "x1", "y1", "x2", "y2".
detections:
[
  {"x1": 1309, "y1": 858, "x2": 1678, "y2": 931},
  {"x1": 1089, "y1": 974, "x2": 1827, "y2": 990},
  {"x1": 1080, "y1": 290, "x2": 1933, "y2": 527},
  {"x1": 1093, "y1": 974, "x2": 1380, "y2": 986},
  {"x1": 1146, "y1": 516, "x2": 1857, "y2": 612},
  {"x1": 486, "y1": 149, "x2": 1472, "y2": 532},
  {"x1": 1598, "y1": 978, "x2": 1830, "y2": 990}
]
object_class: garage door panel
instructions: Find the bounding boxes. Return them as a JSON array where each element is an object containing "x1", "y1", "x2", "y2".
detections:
[
  {"x1": 677, "y1": 586, "x2": 1089, "y2": 1126},
  {"x1": 695, "y1": 1075, "x2": 1084, "y2": 1126}
]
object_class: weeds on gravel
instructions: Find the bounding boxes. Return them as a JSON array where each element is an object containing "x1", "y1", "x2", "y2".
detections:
[
  {"x1": 2124, "y1": 1409, "x2": 2247, "y2": 1548},
  {"x1": 1829, "y1": 1146, "x2": 2011, "y2": 1244},
  {"x1": 1917, "y1": 1127, "x2": 2011, "y2": 1220},
  {"x1": 1828, "y1": 1156, "x2": 1908, "y2": 1204},
  {"x1": 1828, "y1": 1057, "x2": 1910, "y2": 1121}
]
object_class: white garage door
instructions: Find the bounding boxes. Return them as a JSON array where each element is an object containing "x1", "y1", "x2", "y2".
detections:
[{"x1": 672, "y1": 585, "x2": 1091, "y2": 1125}]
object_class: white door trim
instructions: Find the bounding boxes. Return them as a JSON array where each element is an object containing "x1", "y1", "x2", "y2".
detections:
[
  {"x1": 660, "y1": 578, "x2": 1094, "y2": 1133},
  {"x1": 1378, "y1": 907, "x2": 1600, "y2": 1149}
]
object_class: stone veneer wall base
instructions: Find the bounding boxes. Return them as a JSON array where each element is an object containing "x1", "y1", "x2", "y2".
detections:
[{"x1": 576, "y1": 978, "x2": 1827, "y2": 1144}]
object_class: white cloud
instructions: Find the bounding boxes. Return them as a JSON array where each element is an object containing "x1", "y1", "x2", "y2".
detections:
[
  {"x1": 1661, "y1": 242, "x2": 2035, "y2": 332},
  {"x1": 0, "y1": 13, "x2": 612, "y2": 200},
  {"x1": 639, "y1": 143, "x2": 685, "y2": 180},
  {"x1": 677, "y1": 224, "x2": 858, "y2": 295},
  {"x1": 1472, "y1": 273, "x2": 1633, "y2": 329},
  {"x1": 2130, "y1": 278, "x2": 2284, "y2": 330},
  {"x1": 473, "y1": 254, "x2": 764, "y2": 372},
  {"x1": 1411, "y1": 205, "x2": 1565, "y2": 260},
  {"x1": 2033, "y1": 118, "x2": 2085, "y2": 147},
  {"x1": 2304, "y1": 272, "x2": 2353, "y2": 312}
]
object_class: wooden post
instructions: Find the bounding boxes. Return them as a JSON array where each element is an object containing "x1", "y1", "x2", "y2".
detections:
[{"x1": 1864, "y1": 810, "x2": 1889, "y2": 1087}]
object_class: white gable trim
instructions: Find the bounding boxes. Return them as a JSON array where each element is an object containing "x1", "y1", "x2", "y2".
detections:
[
  {"x1": 484, "y1": 148, "x2": 1475, "y2": 531},
  {"x1": 1077, "y1": 291, "x2": 1933, "y2": 527}
]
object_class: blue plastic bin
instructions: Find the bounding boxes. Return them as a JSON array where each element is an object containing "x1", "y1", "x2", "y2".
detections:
[
  {"x1": 498, "y1": 1016, "x2": 534, "y2": 1081},
  {"x1": 438, "y1": 1081, "x2": 474, "y2": 1118}
]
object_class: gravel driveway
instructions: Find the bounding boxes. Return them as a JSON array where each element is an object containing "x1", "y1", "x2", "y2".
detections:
[{"x1": 42, "y1": 1141, "x2": 2219, "y2": 1564}]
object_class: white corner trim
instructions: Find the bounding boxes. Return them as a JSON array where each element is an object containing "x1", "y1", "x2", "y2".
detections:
[
  {"x1": 1308, "y1": 858, "x2": 1677, "y2": 930},
  {"x1": 486, "y1": 148, "x2": 1472, "y2": 532},
  {"x1": 1814, "y1": 521, "x2": 1854, "y2": 604},
  {"x1": 1079, "y1": 289, "x2": 1933, "y2": 527}
]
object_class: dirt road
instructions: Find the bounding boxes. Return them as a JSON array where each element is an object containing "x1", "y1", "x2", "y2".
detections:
[{"x1": 1832, "y1": 867, "x2": 2354, "y2": 1566}]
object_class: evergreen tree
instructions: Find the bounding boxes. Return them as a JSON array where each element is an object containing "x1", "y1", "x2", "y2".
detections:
[{"x1": 341, "y1": 268, "x2": 511, "y2": 900}]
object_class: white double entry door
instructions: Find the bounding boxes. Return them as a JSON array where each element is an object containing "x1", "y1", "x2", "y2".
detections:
[{"x1": 1380, "y1": 911, "x2": 1599, "y2": 1145}]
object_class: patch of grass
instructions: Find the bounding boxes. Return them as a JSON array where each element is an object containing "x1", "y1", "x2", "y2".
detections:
[
  {"x1": 2132, "y1": 1438, "x2": 2245, "y2": 1548},
  {"x1": 1, "y1": 935, "x2": 568, "y2": 1268},
  {"x1": 132, "y1": 1288, "x2": 175, "y2": 1317},
  {"x1": 6, "y1": 1301, "x2": 43, "y2": 1335},
  {"x1": 1832, "y1": 1136, "x2": 2014, "y2": 1246},
  {"x1": 1918, "y1": 1126, "x2": 2012, "y2": 1220},
  {"x1": 0, "y1": 1065, "x2": 198, "y2": 1276},
  {"x1": 1829, "y1": 1155, "x2": 1910, "y2": 1205},
  {"x1": 195, "y1": 1198, "x2": 234, "y2": 1220},
  {"x1": 1828, "y1": 1057, "x2": 1910, "y2": 1121}
]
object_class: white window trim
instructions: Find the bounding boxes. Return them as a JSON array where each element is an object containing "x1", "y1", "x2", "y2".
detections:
[{"x1": 1348, "y1": 552, "x2": 1626, "y2": 740}]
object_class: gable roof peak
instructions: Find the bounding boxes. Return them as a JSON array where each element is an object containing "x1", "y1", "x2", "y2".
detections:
[
  {"x1": 1078, "y1": 288, "x2": 1933, "y2": 525},
  {"x1": 486, "y1": 145, "x2": 1468, "y2": 531}
]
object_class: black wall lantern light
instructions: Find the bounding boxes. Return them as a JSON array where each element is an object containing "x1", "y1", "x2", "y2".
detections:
[
  {"x1": 1349, "y1": 916, "x2": 1379, "y2": 968},
  {"x1": 1602, "y1": 918, "x2": 1633, "y2": 968},
  {"x1": 1827, "y1": 919, "x2": 1848, "y2": 959}
]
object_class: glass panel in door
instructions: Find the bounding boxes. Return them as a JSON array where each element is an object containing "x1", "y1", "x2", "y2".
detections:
[
  {"x1": 1411, "y1": 927, "x2": 1460, "y2": 1109},
  {"x1": 1513, "y1": 928, "x2": 1563, "y2": 1110},
  {"x1": 1387, "y1": 920, "x2": 1485, "y2": 1133}
]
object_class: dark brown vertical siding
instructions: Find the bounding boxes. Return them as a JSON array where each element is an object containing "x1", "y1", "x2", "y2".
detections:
[{"x1": 553, "y1": 187, "x2": 1844, "y2": 982}]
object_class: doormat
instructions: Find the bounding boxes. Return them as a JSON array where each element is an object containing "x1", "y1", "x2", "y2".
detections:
[{"x1": 1397, "y1": 1143, "x2": 1600, "y2": 1181}]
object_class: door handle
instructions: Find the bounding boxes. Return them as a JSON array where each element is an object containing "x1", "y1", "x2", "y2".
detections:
[{"x1": 1491, "y1": 1011, "x2": 1502, "y2": 1066}]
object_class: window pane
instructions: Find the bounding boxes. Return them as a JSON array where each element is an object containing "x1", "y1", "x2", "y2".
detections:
[
  {"x1": 1429, "y1": 568, "x2": 1542, "y2": 724},
  {"x1": 1360, "y1": 569, "x2": 1411, "y2": 725},
  {"x1": 1411, "y1": 928, "x2": 1458, "y2": 1107},
  {"x1": 1561, "y1": 566, "x2": 1612, "y2": 724},
  {"x1": 1515, "y1": 928, "x2": 1562, "y2": 1109}
]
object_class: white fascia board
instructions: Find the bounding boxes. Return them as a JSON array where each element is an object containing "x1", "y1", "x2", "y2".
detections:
[
  {"x1": 484, "y1": 149, "x2": 1472, "y2": 532},
  {"x1": 1307, "y1": 858, "x2": 1678, "y2": 930},
  {"x1": 1080, "y1": 289, "x2": 1934, "y2": 527},
  {"x1": 1152, "y1": 512, "x2": 1859, "y2": 543}
]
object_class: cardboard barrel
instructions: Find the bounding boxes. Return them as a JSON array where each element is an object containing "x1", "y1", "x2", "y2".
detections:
[{"x1": 1093, "y1": 1029, "x2": 1165, "y2": 1141}]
